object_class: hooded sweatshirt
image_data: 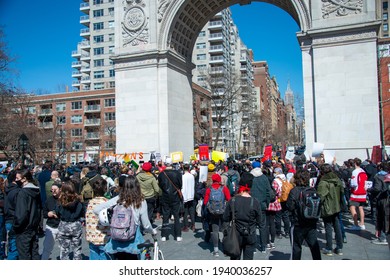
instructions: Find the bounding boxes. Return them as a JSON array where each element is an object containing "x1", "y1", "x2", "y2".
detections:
[
  {"x1": 136, "y1": 171, "x2": 160, "y2": 199},
  {"x1": 317, "y1": 172, "x2": 344, "y2": 217},
  {"x1": 13, "y1": 182, "x2": 42, "y2": 234}
]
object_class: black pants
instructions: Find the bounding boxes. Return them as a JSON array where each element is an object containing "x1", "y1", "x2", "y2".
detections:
[
  {"x1": 183, "y1": 200, "x2": 196, "y2": 228},
  {"x1": 230, "y1": 234, "x2": 256, "y2": 260},
  {"x1": 258, "y1": 210, "x2": 267, "y2": 250},
  {"x1": 290, "y1": 224, "x2": 321, "y2": 260},
  {"x1": 16, "y1": 230, "x2": 40, "y2": 260},
  {"x1": 145, "y1": 197, "x2": 157, "y2": 223},
  {"x1": 275, "y1": 203, "x2": 291, "y2": 235},
  {"x1": 161, "y1": 201, "x2": 181, "y2": 239}
]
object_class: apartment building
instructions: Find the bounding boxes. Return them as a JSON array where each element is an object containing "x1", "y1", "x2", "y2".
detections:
[{"x1": 72, "y1": 0, "x2": 116, "y2": 91}]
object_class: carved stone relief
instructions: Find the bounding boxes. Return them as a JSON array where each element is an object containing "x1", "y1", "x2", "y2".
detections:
[
  {"x1": 322, "y1": 0, "x2": 363, "y2": 18},
  {"x1": 158, "y1": 0, "x2": 172, "y2": 23},
  {"x1": 122, "y1": 0, "x2": 149, "y2": 46}
]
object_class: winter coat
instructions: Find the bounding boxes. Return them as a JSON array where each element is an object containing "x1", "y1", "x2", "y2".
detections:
[
  {"x1": 13, "y1": 182, "x2": 42, "y2": 234},
  {"x1": 136, "y1": 171, "x2": 160, "y2": 199},
  {"x1": 250, "y1": 167, "x2": 271, "y2": 211},
  {"x1": 157, "y1": 168, "x2": 183, "y2": 204},
  {"x1": 56, "y1": 200, "x2": 85, "y2": 223},
  {"x1": 317, "y1": 172, "x2": 343, "y2": 217}
]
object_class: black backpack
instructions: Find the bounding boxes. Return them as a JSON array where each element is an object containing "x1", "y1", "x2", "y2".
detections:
[{"x1": 298, "y1": 187, "x2": 321, "y2": 220}]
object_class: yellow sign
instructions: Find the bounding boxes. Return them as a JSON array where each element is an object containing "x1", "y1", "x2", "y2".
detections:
[
  {"x1": 170, "y1": 151, "x2": 183, "y2": 163},
  {"x1": 212, "y1": 151, "x2": 227, "y2": 162}
]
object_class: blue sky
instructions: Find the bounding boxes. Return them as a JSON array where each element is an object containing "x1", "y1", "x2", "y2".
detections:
[{"x1": 0, "y1": 1, "x2": 303, "y2": 99}]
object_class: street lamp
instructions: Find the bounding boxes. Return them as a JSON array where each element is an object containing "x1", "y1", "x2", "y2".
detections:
[{"x1": 18, "y1": 133, "x2": 29, "y2": 165}]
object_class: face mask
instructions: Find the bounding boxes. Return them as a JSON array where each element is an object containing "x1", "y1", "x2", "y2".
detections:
[{"x1": 16, "y1": 180, "x2": 23, "y2": 187}]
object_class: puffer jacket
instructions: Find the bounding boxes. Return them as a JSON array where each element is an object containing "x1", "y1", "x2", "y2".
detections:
[{"x1": 317, "y1": 172, "x2": 344, "y2": 217}]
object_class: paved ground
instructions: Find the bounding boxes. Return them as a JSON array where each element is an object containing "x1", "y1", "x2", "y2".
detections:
[{"x1": 40, "y1": 209, "x2": 389, "y2": 260}]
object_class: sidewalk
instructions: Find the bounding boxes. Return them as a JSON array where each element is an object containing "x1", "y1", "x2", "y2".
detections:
[{"x1": 39, "y1": 210, "x2": 389, "y2": 260}]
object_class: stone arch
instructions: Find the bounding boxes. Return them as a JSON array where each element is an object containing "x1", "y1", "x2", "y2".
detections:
[{"x1": 158, "y1": 0, "x2": 311, "y2": 60}]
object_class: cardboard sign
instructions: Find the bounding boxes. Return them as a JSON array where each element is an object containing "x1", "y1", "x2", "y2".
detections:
[
  {"x1": 212, "y1": 151, "x2": 227, "y2": 162},
  {"x1": 199, "y1": 145, "x2": 210, "y2": 161},
  {"x1": 170, "y1": 151, "x2": 183, "y2": 163}
]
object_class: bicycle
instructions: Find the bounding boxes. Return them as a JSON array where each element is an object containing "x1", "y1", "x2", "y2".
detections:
[{"x1": 137, "y1": 235, "x2": 164, "y2": 260}]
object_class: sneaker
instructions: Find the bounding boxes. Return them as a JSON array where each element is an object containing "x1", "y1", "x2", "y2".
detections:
[
  {"x1": 270, "y1": 243, "x2": 275, "y2": 249},
  {"x1": 276, "y1": 234, "x2": 283, "y2": 239},
  {"x1": 260, "y1": 250, "x2": 267, "y2": 254},
  {"x1": 266, "y1": 244, "x2": 272, "y2": 250},
  {"x1": 333, "y1": 248, "x2": 343, "y2": 256},
  {"x1": 212, "y1": 251, "x2": 219, "y2": 257},
  {"x1": 284, "y1": 233, "x2": 290, "y2": 239},
  {"x1": 359, "y1": 224, "x2": 366, "y2": 230},
  {"x1": 348, "y1": 225, "x2": 362, "y2": 231},
  {"x1": 343, "y1": 237, "x2": 347, "y2": 244},
  {"x1": 371, "y1": 239, "x2": 389, "y2": 245},
  {"x1": 322, "y1": 248, "x2": 333, "y2": 256},
  {"x1": 176, "y1": 236, "x2": 183, "y2": 242},
  {"x1": 161, "y1": 237, "x2": 167, "y2": 242}
]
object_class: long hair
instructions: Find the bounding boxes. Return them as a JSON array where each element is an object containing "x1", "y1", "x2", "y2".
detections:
[
  {"x1": 293, "y1": 169, "x2": 310, "y2": 187},
  {"x1": 117, "y1": 175, "x2": 144, "y2": 209},
  {"x1": 59, "y1": 181, "x2": 80, "y2": 207}
]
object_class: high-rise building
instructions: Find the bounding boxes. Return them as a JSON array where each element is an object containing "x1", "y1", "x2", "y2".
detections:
[
  {"x1": 284, "y1": 80, "x2": 294, "y2": 106},
  {"x1": 191, "y1": 9, "x2": 256, "y2": 154},
  {"x1": 72, "y1": 0, "x2": 116, "y2": 92},
  {"x1": 377, "y1": 0, "x2": 389, "y2": 38}
]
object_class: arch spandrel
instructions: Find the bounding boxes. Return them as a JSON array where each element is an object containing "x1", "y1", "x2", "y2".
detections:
[{"x1": 157, "y1": 0, "x2": 311, "y2": 61}]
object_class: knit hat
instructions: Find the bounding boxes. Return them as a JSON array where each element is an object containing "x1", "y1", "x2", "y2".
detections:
[
  {"x1": 252, "y1": 161, "x2": 261, "y2": 169},
  {"x1": 142, "y1": 162, "x2": 152, "y2": 172},
  {"x1": 274, "y1": 167, "x2": 283, "y2": 174},
  {"x1": 211, "y1": 173, "x2": 221, "y2": 183}
]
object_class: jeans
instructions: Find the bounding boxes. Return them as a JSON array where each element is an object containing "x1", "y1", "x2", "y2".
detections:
[
  {"x1": 41, "y1": 225, "x2": 59, "y2": 260},
  {"x1": 0, "y1": 215, "x2": 5, "y2": 259},
  {"x1": 5, "y1": 222, "x2": 18, "y2": 260},
  {"x1": 258, "y1": 210, "x2": 267, "y2": 250},
  {"x1": 265, "y1": 211, "x2": 277, "y2": 243},
  {"x1": 209, "y1": 214, "x2": 223, "y2": 249},
  {"x1": 291, "y1": 224, "x2": 321, "y2": 260},
  {"x1": 145, "y1": 197, "x2": 157, "y2": 223},
  {"x1": 323, "y1": 213, "x2": 343, "y2": 250},
  {"x1": 275, "y1": 203, "x2": 290, "y2": 235},
  {"x1": 89, "y1": 243, "x2": 109, "y2": 260}
]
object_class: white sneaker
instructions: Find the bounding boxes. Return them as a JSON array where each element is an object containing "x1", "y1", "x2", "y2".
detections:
[
  {"x1": 176, "y1": 237, "x2": 183, "y2": 242},
  {"x1": 359, "y1": 224, "x2": 366, "y2": 230},
  {"x1": 161, "y1": 237, "x2": 167, "y2": 242}
]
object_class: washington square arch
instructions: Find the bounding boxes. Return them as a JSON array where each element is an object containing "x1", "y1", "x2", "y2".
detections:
[{"x1": 112, "y1": 0, "x2": 381, "y2": 162}]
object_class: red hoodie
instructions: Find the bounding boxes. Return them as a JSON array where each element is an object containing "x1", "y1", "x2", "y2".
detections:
[{"x1": 203, "y1": 183, "x2": 231, "y2": 205}]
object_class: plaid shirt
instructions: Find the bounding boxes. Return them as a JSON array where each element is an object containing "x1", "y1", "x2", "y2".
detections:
[{"x1": 267, "y1": 179, "x2": 282, "y2": 211}]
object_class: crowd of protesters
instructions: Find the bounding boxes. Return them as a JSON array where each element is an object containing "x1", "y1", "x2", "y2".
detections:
[{"x1": 0, "y1": 151, "x2": 388, "y2": 260}]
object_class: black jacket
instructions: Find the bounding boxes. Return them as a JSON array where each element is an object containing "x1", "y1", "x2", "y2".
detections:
[
  {"x1": 4, "y1": 182, "x2": 21, "y2": 223},
  {"x1": 56, "y1": 200, "x2": 85, "y2": 222},
  {"x1": 13, "y1": 183, "x2": 42, "y2": 234},
  {"x1": 286, "y1": 185, "x2": 318, "y2": 227},
  {"x1": 43, "y1": 195, "x2": 60, "y2": 228},
  {"x1": 250, "y1": 168, "x2": 271, "y2": 211},
  {"x1": 157, "y1": 168, "x2": 183, "y2": 204}
]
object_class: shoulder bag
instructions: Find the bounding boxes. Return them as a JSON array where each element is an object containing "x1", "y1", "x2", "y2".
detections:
[{"x1": 222, "y1": 197, "x2": 240, "y2": 257}]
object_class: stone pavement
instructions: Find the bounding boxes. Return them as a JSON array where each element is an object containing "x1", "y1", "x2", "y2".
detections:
[{"x1": 40, "y1": 209, "x2": 389, "y2": 260}]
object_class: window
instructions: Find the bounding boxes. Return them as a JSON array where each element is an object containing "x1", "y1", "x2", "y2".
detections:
[
  {"x1": 104, "y1": 126, "x2": 116, "y2": 135},
  {"x1": 196, "y1": 43, "x2": 206, "y2": 49},
  {"x1": 109, "y1": 7, "x2": 114, "y2": 16},
  {"x1": 109, "y1": 69, "x2": 115, "y2": 77},
  {"x1": 105, "y1": 112, "x2": 116, "y2": 121},
  {"x1": 109, "y1": 45, "x2": 114, "y2": 54},
  {"x1": 199, "y1": 31, "x2": 206, "y2": 37},
  {"x1": 108, "y1": 21, "x2": 115, "y2": 29},
  {"x1": 71, "y1": 128, "x2": 82, "y2": 137},
  {"x1": 105, "y1": 98, "x2": 115, "y2": 107},
  {"x1": 384, "y1": 2, "x2": 389, "y2": 10},
  {"x1": 94, "y1": 70, "x2": 104, "y2": 78},
  {"x1": 384, "y1": 13, "x2": 388, "y2": 20},
  {"x1": 93, "y1": 22, "x2": 104, "y2": 30},
  {"x1": 197, "y1": 64, "x2": 207, "y2": 70},
  {"x1": 384, "y1": 24, "x2": 389, "y2": 32},
  {"x1": 94, "y1": 59, "x2": 104, "y2": 67},
  {"x1": 105, "y1": 141, "x2": 114, "y2": 149},
  {"x1": 71, "y1": 101, "x2": 82, "y2": 110},
  {"x1": 93, "y1": 9, "x2": 104, "y2": 17},
  {"x1": 94, "y1": 82, "x2": 104, "y2": 90},
  {"x1": 70, "y1": 154, "x2": 76, "y2": 164},
  {"x1": 71, "y1": 142, "x2": 83, "y2": 150},
  {"x1": 26, "y1": 106, "x2": 36, "y2": 114},
  {"x1": 93, "y1": 35, "x2": 104, "y2": 43},
  {"x1": 56, "y1": 103, "x2": 66, "y2": 112},
  {"x1": 71, "y1": 115, "x2": 83, "y2": 124},
  {"x1": 197, "y1": 76, "x2": 206, "y2": 82},
  {"x1": 27, "y1": 118, "x2": 36, "y2": 125},
  {"x1": 93, "y1": 47, "x2": 104, "y2": 55},
  {"x1": 109, "y1": 33, "x2": 114, "y2": 42},
  {"x1": 93, "y1": 0, "x2": 103, "y2": 4},
  {"x1": 57, "y1": 116, "x2": 66, "y2": 125},
  {"x1": 109, "y1": 81, "x2": 115, "y2": 88},
  {"x1": 56, "y1": 129, "x2": 66, "y2": 137},
  {"x1": 197, "y1": 54, "x2": 206, "y2": 60}
]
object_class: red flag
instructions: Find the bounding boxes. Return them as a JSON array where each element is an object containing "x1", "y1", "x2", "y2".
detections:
[{"x1": 262, "y1": 144, "x2": 273, "y2": 162}]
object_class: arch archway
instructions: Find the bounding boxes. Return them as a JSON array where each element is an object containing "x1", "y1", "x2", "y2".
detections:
[{"x1": 113, "y1": 0, "x2": 380, "y2": 161}]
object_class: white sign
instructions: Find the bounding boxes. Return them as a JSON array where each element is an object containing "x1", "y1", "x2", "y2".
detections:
[
  {"x1": 312, "y1": 142, "x2": 324, "y2": 158},
  {"x1": 199, "y1": 165, "x2": 208, "y2": 183}
]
